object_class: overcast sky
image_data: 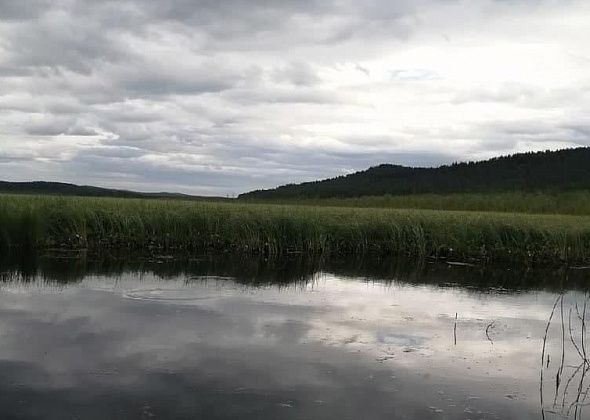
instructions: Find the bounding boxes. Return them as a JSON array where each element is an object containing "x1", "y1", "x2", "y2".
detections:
[{"x1": 1, "y1": 0, "x2": 589, "y2": 195}]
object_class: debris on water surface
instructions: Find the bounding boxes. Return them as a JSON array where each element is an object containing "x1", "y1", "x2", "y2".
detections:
[
  {"x1": 428, "y1": 406, "x2": 444, "y2": 413},
  {"x1": 504, "y1": 393, "x2": 525, "y2": 400},
  {"x1": 446, "y1": 261, "x2": 476, "y2": 267},
  {"x1": 343, "y1": 335, "x2": 359, "y2": 344}
]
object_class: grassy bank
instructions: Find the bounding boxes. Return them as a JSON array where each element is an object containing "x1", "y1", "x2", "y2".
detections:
[
  {"x1": 244, "y1": 191, "x2": 590, "y2": 216},
  {"x1": 1, "y1": 194, "x2": 590, "y2": 264}
]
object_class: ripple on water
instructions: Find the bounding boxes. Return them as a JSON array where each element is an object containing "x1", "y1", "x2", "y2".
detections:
[{"x1": 123, "y1": 287, "x2": 235, "y2": 304}]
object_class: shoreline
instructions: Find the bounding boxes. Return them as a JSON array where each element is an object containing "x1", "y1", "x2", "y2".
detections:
[{"x1": 2, "y1": 249, "x2": 589, "y2": 291}]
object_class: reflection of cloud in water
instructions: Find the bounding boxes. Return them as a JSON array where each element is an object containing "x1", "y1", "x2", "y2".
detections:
[
  {"x1": 0, "y1": 270, "x2": 578, "y2": 419},
  {"x1": 376, "y1": 331, "x2": 428, "y2": 347}
]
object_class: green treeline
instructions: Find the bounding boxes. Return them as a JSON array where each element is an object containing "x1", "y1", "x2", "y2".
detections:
[{"x1": 240, "y1": 147, "x2": 590, "y2": 199}]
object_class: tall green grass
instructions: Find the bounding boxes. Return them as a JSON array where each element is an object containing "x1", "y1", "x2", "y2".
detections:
[
  {"x1": 1, "y1": 194, "x2": 590, "y2": 264},
  {"x1": 248, "y1": 191, "x2": 590, "y2": 216}
]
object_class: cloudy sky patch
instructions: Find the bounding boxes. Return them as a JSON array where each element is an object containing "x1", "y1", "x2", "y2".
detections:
[{"x1": 0, "y1": 0, "x2": 589, "y2": 195}]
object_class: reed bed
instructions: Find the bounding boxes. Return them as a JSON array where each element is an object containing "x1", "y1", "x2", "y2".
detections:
[
  {"x1": 251, "y1": 191, "x2": 590, "y2": 216},
  {"x1": 1, "y1": 194, "x2": 590, "y2": 264}
]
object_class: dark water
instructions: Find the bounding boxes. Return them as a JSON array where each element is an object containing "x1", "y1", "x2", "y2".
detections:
[{"x1": 1, "y1": 252, "x2": 589, "y2": 420}]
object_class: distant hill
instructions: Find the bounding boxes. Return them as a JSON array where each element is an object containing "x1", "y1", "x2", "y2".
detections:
[
  {"x1": 239, "y1": 147, "x2": 590, "y2": 199},
  {"x1": 0, "y1": 181, "x2": 221, "y2": 201}
]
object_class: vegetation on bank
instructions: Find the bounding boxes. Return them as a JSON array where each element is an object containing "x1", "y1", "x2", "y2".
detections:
[
  {"x1": 249, "y1": 191, "x2": 590, "y2": 216},
  {"x1": 1, "y1": 194, "x2": 590, "y2": 264},
  {"x1": 241, "y1": 147, "x2": 590, "y2": 199}
]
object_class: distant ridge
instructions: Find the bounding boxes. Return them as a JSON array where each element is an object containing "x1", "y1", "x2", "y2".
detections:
[
  {"x1": 0, "y1": 181, "x2": 220, "y2": 200},
  {"x1": 239, "y1": 147, "x2": 590, "y2": 199}
]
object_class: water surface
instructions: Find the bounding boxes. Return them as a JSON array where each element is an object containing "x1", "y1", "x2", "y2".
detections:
[{"x1": 0, "y1": 253, "x2": 588, "y2": 419}]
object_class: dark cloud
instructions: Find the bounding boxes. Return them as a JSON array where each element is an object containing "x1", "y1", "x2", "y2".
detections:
[
  {"x1": 25, "y1": 117, "x2": 75, "y2": 136},
  {"x1": 0, "y1": 0, "x2": 588, "y2": 194},
  {"x1": 225, "y1": 87, "x2": 342, "y2": 105},
  {"x1": 4, "y1": 18, "x2": 123, "y2": 75},
  {"x1": 0, "y1": 0, "x2": 50, "y2": 20},
  {"x1": 121, "y1": 72, "x2": 233, "y2": 96},
  {"x1": 561, "y1": 124, "x2": 590, "y2": 143}
]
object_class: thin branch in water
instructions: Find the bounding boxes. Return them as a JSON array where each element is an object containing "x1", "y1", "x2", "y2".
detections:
[
  {"x1": 553, "y1": 295, "x2": 566, "y2": 407},
  {"x1": 577, "y1": 379, "x2": 590, "y2": 419},
  {"x1": 485, "y1": 320, "x2": 495, "y2": 345},
  {"x1": 453, "y1": 312, "x2": 458, "y2": 346},
  {"x1": 576, "y1": 301, "x2": 584, "y2": 322},
  {"x1": 582, "y1": 299, "x2": 588, "y2": 364},
  {"x1": 570, "y1": 308, "x2": 585, "y2": 360},
  {"x1": 562, "y1": 362, "x2": 585, "y2": 409},
  {"x1": 541, "y1": 295, "x2": 562, "y2": 420},
  {"x1": 574, "y1": 299, "x2": 588, "y2": 419}
]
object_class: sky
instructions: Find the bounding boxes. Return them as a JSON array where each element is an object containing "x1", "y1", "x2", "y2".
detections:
[{"x1": 1, "y1": 0, "x2": 589, "y2": 196}]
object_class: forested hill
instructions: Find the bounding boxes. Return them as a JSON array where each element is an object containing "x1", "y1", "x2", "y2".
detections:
[
  {"x1": 0, "y1": 181, "x2": 215, "y2": 200},
  {"x1": 239, "y1": 147, "x2": 590, "y2": 199}
]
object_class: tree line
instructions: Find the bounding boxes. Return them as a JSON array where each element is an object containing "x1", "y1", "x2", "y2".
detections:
[{"x1": 239, "y1": 147, "x2": 590, "y2": 199}]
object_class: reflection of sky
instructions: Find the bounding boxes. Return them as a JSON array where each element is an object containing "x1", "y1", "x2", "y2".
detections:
[{"x1": 0, "y1": 272, "x2": 584, "y2": 419}]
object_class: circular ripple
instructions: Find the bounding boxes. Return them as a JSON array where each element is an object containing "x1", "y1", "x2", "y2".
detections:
[{"x1": 123, "y1": 288, "x2": 230, "y2": 303}]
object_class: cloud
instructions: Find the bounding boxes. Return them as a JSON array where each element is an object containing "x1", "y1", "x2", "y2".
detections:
[
  {"x1": 0, "y1": 0, "x2": 589, "y2": 194},
  {"x1": 272, "y1": 62, "x2": 321, "y2": 86},
  {"x1": 0, "y1": 0, "x2": 50, "y2": 21},
  {"x1": 391, "y1": 69, "x2": 440, "y2": 81},
  {"x1": 25, "y1": 117, "x2": 76, "y2": 137}
]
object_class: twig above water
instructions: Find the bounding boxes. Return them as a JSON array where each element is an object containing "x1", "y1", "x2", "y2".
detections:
[
  {"x1": 541, "y1": 295, "x2": 561, "y2": 420},
  {"x1": 543, "y1": 293, "x2": 590, "y2": 420},
  {"x1": 453, "y1": 312, "x2": 458, "y2": 346}
]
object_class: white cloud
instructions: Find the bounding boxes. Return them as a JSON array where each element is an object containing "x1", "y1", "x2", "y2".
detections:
[{"x1": 0, "y1": 0, "x2": 589, "y2": 194}]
